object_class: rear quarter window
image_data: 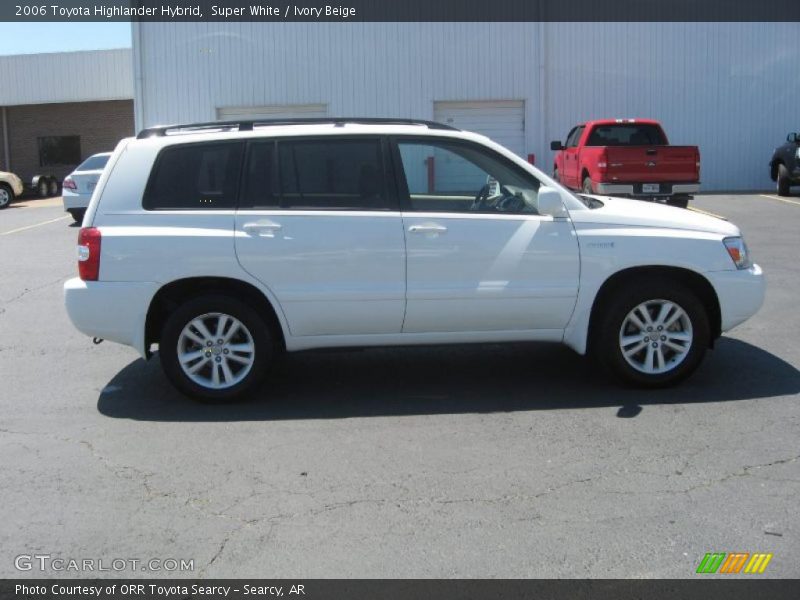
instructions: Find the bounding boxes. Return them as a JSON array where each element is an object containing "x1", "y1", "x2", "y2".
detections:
[{"x1": 143, "y1": 142, "x2": 244, "y2": 210}]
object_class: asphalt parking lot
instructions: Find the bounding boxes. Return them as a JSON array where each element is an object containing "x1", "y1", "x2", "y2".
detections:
[{"x1": 1, "y1": 193, "x2": 798, "y2": 578}]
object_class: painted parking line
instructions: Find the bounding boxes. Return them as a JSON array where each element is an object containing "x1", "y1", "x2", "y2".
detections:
[
  {"x1": 688, "y1": 206, "x2": 727, "y2": 219},
  {"x1": 0, "y1": 215, "x2": 70, "y2": 236},
  {"x1": 759, "y1": 194, "x2": 800, "y2": 207}
]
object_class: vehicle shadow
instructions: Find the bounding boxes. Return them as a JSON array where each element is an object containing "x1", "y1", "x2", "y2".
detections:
[{"x1": 97, "y1": 337, "x2": 800, "y2": 422}]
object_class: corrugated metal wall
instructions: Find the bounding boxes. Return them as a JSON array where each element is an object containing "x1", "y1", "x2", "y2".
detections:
[
  {"x1": 0, "y1": 49, "x2": 133, "y2": 106},
  {"x1": 135, "y1": 23, "x2": 800, "y2": 191}
]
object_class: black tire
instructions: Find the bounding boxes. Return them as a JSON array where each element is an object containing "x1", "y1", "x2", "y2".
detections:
[
  {"x1": 592, "y1": 278, "x2": 710, "y2": 387},
  {"x1": 68, "y1": 208, "x2": 86, "y2": 223},
  {"x1": 37, "y1": 178, "x2": 49, "y2": 198},
  {"x1": 553, "y1": 167, "x2": 559, "y2": 182},
  {"x1": 776, "y1": 164, "x2": 791, "y2": 197},
  {"x1": 48, "y1": 178, "x2": 59, "y2": 197},
  {"x1": 582, "y1": 176, "x2": 593, "y2": 194},
  {"x1": 0, "y1": 183, "x2": 13, "y2": 209},
  {"x1": 159, "y1": 294, "x2": 274, "y2": 402},
  {"x1": 667, "y1": 195, "x2": 690, "y2": 209}
]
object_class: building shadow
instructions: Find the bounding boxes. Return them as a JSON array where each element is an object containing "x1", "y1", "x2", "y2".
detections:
[{"x1": 97, "y1": 337, "x2": 799, "y2": 422}]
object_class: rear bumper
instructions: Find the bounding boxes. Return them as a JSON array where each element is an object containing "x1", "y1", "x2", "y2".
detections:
[
  {"x1": 63, "y1": 278, "x2": 159, "y2": 357},
  {"x1": 706, "y1": 264, "x2": 765, "y2": 332},
  {"x1": 595, "y1": 182, "x2": 700, "y2": 196},
  {"x1": 62, "y1": 190, "x2": 91, "y2": 210}
]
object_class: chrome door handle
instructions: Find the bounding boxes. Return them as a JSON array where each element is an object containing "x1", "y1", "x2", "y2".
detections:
[
  {"x1": 243, "y1": 221, "x2": 282, "y2": 237},
  {"x1": 408, "y1": 224, "x2": 447, "y2": 234}
]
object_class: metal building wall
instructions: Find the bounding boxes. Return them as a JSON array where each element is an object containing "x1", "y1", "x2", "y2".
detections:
[
  {"x1": 133, "y1": 22, "x2": 542, "y2": 154},
  {"x1": 134, "y1": 22, "x2": 799, "y2": 191},
  {"x1": 543, "y1": 22, "x2": 798, "y2": 190},
  {"x1": 0, "y1": 49, "x2": 133, "y2": 106}
]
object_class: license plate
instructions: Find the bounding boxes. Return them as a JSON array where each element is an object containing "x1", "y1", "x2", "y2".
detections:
[{"x1": 642, "y1": 183, "x2": 660, "y2": 193}]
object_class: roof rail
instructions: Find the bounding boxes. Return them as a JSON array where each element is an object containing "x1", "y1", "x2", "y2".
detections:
[{"x1": 136, "y1": 117, "x2": 458, "y2": 139}]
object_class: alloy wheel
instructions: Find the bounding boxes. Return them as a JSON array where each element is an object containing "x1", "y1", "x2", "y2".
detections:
[
  {"x1": 618, "y1": 299, "x2": 693, "y2": 375},
  {"x1": 176, "y1": 312, "x2": 255, "y2": 389}
]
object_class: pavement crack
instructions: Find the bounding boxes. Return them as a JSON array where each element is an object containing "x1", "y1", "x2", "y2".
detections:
[{"x1": 0, "y1": 274, "x2": 72, "y2": 307}]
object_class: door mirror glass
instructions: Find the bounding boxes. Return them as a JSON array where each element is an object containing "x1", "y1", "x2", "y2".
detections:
[
  {"x1": 537, "y1": 186, "x2": 568, "y2": 217},
  {"x1": 550, "y1": 140, "x2": 564, "y2": 151},
  {"x1": 788, "y1": 132, "x2": 799, "y2": 143}
]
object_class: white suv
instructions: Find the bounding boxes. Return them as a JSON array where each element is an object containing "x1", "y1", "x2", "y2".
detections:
[{"x1": 64, "y1": 118, "x2": 765, "y2": 401}]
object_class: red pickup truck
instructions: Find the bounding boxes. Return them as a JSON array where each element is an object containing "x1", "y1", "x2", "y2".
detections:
[{"x1": 550, "y1": 119, "x2": 700, "y2": 208}]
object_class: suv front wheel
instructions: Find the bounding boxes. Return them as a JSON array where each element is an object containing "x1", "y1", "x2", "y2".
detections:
[
  {"x1": 592, "y1": 280, "x2": 710, "y2": 387},
  {"x1": 160, "y1": 294, "x2": 273, "y2": 402}
]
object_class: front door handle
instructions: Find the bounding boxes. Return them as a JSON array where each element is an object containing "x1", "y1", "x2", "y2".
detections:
[
  {"x1": 408, "y1": 224, "x2": 448, "y2": 234},
  {"x1": 243, "y1": 220, "x2": 283, "y2": 237}
]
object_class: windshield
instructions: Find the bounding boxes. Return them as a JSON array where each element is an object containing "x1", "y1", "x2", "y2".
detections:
[{"x1": 76, "y1": 154, "x2": 110, "y2": 171}]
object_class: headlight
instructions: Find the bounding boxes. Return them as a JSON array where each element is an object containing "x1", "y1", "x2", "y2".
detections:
[
  {"x1": 796, "y1": 147, "x2": 800, "y2": 160},
  {"x1": 723, "y1": 237, "x2": 752, "y2": 270}
]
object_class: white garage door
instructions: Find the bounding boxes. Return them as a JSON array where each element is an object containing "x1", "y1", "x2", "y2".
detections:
[
  {"x1": 434, "y1": 100, "x2": 525, "y2": 157},
  {"x1": 216, "y1": 103, "x2": 328, "y2": 121}
]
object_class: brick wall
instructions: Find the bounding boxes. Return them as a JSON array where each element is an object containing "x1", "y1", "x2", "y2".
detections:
[{"x1": 5, "y1": 99, "x2": 133, "y2": 186}]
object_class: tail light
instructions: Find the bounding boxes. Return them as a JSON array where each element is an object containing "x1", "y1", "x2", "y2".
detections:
[
  {"x1": 597, "y1": 151, "x2": 608, "y2": 173},
  {"x1": 77, "y1": 227, "x2": 101, "y2": 281},
  {"x1": 63, "y1": 177, "x2": 77, "y2": 191}
]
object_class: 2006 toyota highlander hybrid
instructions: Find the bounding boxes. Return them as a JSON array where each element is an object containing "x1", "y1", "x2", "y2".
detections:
[{"x1": 63, "y1": 118, "x2": 765, "y2": 401}]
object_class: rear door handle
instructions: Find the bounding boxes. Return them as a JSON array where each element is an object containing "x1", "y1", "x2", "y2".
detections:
[
  {"x1": 408, "y1": 224, "x2": 448, "y2": 234},
  {"x1": 243, "y1": 220, "x2": 283, "y2": 237}
]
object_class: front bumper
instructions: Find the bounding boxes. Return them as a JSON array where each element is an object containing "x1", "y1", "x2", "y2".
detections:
[
  {"x1": 63, "y1": 278, "x2": 159, "y2": 357},
  {"x1": 594, "y1": 182, "x2": 700, "y2": 196},
  {"x1": 706, "y1": 264, "x2": 765, "y2": 332}
]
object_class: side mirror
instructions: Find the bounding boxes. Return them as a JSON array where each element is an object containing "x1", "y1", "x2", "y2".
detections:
[
  {"x1": 787, "y1": 133, "x2": 798, "y2": 143},
  {"x1": 538, "y1": 185, "x2": 569, "y2": 218},
  {"x1": 550, "y1": 140, "x2": 564, "y2": 151}
]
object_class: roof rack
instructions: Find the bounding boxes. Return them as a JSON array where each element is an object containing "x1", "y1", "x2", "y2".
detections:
[{"x1": 136, "y1": 117, "x2": 458, "y2": 139}]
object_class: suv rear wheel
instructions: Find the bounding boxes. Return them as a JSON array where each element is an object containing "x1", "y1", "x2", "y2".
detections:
[
  {"x1": 159, "y1": 294, "x2": 273, "y2": 402},
  {"x1": 592, "y1": 279, "x2": 710, "y2": 387}
]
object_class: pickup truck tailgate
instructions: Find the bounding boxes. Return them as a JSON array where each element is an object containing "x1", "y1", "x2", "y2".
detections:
[{"x1": 605, "y1": 146, "x2": 699, "y2": 182}]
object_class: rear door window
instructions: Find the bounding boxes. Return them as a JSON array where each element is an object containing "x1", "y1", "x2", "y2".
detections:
[
  {"x1": 144, "y1": 142, "x2": 244, "y2": 210},
  {"x1": 277, "y1": 138, "x2": 391, "y2": 210}
]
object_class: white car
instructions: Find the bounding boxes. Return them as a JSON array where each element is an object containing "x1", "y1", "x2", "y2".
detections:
[
  {"x1": 62, "y1": 152, "x2": 112, "y2": 222},
  {"x1": 63, "y1": 118, "x2": 765, "y2": 402}
]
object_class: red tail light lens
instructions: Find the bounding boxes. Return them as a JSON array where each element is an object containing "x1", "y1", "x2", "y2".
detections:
[
  {"x1": 63, "y1": 177, "x2": 77, "y2": 191},
  {"x1": 597, "y1": 151, "x2": 608, "y2": 172},
  {"x1": 77, "y1": 227, "x2": 101, "y2": 281}
]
